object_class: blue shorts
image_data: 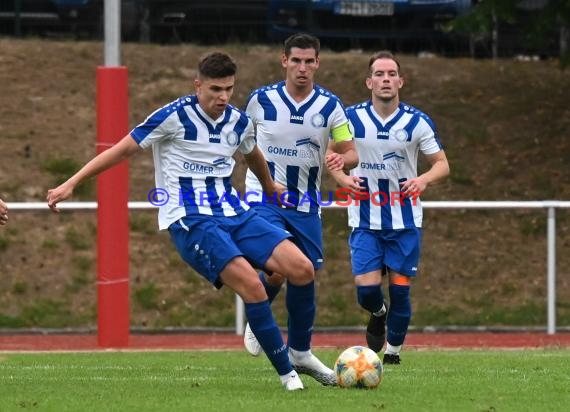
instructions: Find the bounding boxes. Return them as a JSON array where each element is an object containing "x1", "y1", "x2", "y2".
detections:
[
  {"x1": 250, "y1": 202, "x2": 323, "y2": 270},
  {"x1": 349, "y1": 227, "x2": 422, "y2": 277},
  {"x1": 168, "y1": 211, "x2": 291, "y2": 288}
]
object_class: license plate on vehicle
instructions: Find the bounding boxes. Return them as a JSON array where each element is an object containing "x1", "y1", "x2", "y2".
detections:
[{"x1": 337, "y1": 2, "x2": 395, "y2": 16}]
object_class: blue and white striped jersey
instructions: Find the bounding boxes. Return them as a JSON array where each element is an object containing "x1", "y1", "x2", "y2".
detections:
[
  {"x1": 244, "y1": 81, "x2": 349, "y2": 213},
  {"x1": 131, "y1": 95, "x2": 256, "y2": 230},
  {"x1": 347, "y1": 101, "x2": 443, "y2": 230}
]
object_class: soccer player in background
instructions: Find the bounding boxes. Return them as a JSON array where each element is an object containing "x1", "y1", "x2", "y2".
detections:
[
  {"x1": 46, "y1": 52, "x2": 329, "y2": 391},
  {"x1": 328, "y1": 51, "x2": 449, "y2": 364},
  {"x1": 241, "y1": 32, "x2": 358, "y2": 385},
  {"x1": 0, "y1": 198, "x2": 8, "y2": 225}
]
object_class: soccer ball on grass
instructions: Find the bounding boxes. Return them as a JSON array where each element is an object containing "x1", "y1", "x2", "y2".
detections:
[{"x1": 334, "y1": 345, "x2": 383, "y2": 389}]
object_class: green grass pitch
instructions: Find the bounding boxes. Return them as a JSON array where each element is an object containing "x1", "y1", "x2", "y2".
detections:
[{"x1": 0, "y1": 349, "x2": 569, "y2": 411}]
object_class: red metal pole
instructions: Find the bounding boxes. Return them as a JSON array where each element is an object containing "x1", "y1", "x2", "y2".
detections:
[{"x1": 96, "y1": 66, "x2": 129, "y2": 347}]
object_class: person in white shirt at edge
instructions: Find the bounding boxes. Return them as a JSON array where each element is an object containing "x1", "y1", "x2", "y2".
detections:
[
  {"x1": 328, "y1": 51, "x2": 449, "y2": 365},
  {"x1": 46, "y1": 52, "x2": 335, "y2": 391},
  {"x1": 242, "y1": 32, "x2": 358, "y2": 383}
]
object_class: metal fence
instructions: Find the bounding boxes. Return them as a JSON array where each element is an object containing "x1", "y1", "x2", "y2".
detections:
[{"x1": 8, "y1": 200, "x2": 570, "y2": 335}]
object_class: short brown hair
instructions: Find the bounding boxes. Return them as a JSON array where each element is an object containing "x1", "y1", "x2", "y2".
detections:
[
  {"x1": 368, "y1": 51, "x2": 401, "y2": 76},
  {"x1": 198, "y1": 52, "x2": 237, "y2": 79},
  {"x1": 283, "y1": 33, "x2": 320, "y2": 58}
]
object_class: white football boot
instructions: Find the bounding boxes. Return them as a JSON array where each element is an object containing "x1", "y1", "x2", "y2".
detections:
[
  {"x1": 243, "y1": 322, "x2": 263, "y2": 356},
  {"x1": 288, "y1": 348, "x2": 337, "y2": 386},
  {"x1": 280, "y1": 370, "x2": 304, "y2": 391}
]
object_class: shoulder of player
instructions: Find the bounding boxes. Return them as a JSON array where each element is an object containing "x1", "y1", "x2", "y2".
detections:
[
  {"x1": 166, "y1": 95, "x2": 195, "y2": 109},
  {"x1": 138, "y1": 95, "x2": 193, "y2": 128},
  {"x1": 345, "y1": 100, "x2": 370, "y2": 115},
  {"x1": 248, "y1": 81, "x2": 284, "y2": 98},
  {"x1": 400, "y1": 102, "x2": 433, "y2": 122},
  {"x1": 225, "y1": 104, "x2": 253, "y2": 128},
  {"x1": 314, "y1": 84, "x2": 344, "y2": 103},
  {"x1": 225, "y1": 103, "x2": 249, "y2": 117},
  {"x1": 150, "y1": 95, "x2": 195, "y2": 119},
  {"x1": 245, "y1": 82, "x2": 284, "y2": 109}
]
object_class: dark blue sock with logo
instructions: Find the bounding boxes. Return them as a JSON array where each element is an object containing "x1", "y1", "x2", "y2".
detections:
[
  {"x1": 386, "y1": 284, "x2": 411, "y2": 346},
  {"x1": 245, "y1": 300, "x2": 291, "y2": 375},
  {"x1": 286, "y1": 281, "x2": 315, "y2": 352}
]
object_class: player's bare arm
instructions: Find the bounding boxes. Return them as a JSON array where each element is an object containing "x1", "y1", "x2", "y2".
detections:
[
  {"x1": 325, "y1": 125, "x2": 358, "y2": 172},
  {"x1": 400, "y1": 150, "x2": 450, "y2": 195},
  {"x1": 328, "y1": 139, "x2": 358, "y2": 171},
  {"x1": 325, "y1": 145, "x2": 364, "y2": 193},
  {"x1": 329, "y1": 168, "x2": 364, "y2": 194},
  {"x1": 326, "y1": 139, "x2": 359, "y2": 172},
  {"x1": 47, "y1": 135, "x2": 142, "y2": 212}
]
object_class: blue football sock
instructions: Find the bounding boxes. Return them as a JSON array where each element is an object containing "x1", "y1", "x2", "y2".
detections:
[
  {"x1": 259, "y1": 271, "x2": 282, "y2": 303},
  {"x1": 286, "y1": 281, "x2": 315, "y2": 352},
  {"x1": 387, "y1": 284, "x2": 412, "y2": 346},
  {"x1": 245, "y1": 301, "x2": 291, "y2": 375},
  {"x1": 356, "y1": 284, "x2": 384, "y2": 313}
]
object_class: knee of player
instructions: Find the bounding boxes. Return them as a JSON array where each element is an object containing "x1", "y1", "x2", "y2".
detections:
[
  {"x1": 240, "y1": 277, "x2": 269, "y2": 302},
  {"x1": 288, "y1": 256, "x2": 314, "y2": 284},
  {"x1": 356, "y1": 284, "x2": 383, "y2": 312},
  {"x1": 299, "y1": 258, "x2": 314, "y2": 281}
]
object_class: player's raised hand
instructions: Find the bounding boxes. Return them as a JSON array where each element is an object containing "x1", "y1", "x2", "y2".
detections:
[
  {"x1": 46, "y1": 182, "x2": 74, "y2": 213},
  {"x1": 272, "y1": 181, "x2": 290, "y2": 207},
  {"x1": 325, "y1": 152, "x2": 345, "y2": 172},
  {"x1": 333, "y1": 175, "x2": 365, "y2": 200},
  {"x1": 0, "y1": 198, "x2": 8, "y2": 225},
  {"x1": 400, "y1": 176, "x2": 426, "y2": 197}
]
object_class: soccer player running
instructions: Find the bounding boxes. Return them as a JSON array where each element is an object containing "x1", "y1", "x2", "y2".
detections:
[
  {"x1": 328, "y1": 51, "x2": 449, "y2": 364},
  {"x1": 46, "y1": 52, "x2": 323, "y2": 391},
  {"x1": 241, "y1": 33, "x2": 358, "y2": 385}
]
